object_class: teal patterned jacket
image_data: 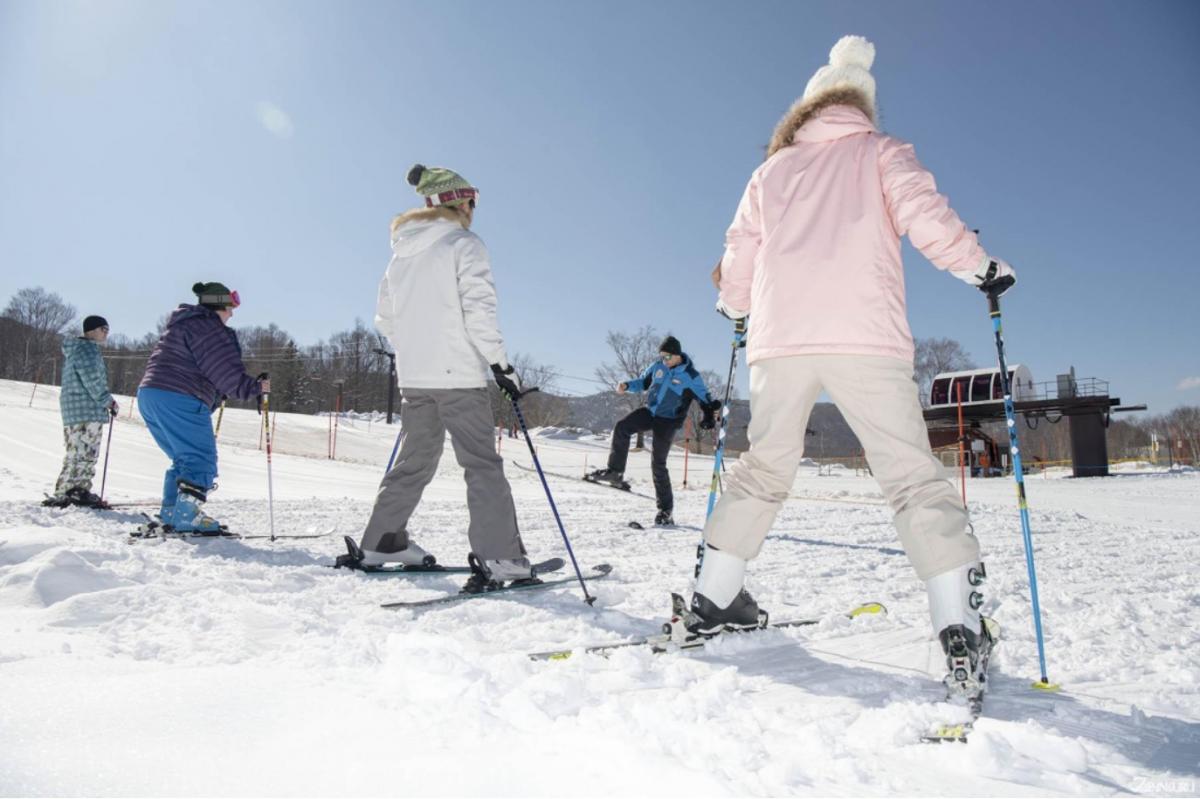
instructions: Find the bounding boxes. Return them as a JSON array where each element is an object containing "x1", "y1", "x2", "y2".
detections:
[{"x1": 60, "y1": 337, "x2": 114, "y2": 426}]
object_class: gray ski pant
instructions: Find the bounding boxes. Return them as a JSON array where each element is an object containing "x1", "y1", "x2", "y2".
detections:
[
  {"x1": 704, "y1": 354, "x2": 979, "y2": 581},
  {"x1": 361, "y1": 388, "x2": 525, "y2": 561}
]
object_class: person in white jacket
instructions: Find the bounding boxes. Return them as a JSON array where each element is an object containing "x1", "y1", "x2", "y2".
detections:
[{"x1": 353, "y1": 164, "x2": 534, "y2": 591}]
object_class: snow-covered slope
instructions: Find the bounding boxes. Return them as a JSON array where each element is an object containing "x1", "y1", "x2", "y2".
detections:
[{"x1": 1, "y1": 379, "x2": 1197, "y2": 796}]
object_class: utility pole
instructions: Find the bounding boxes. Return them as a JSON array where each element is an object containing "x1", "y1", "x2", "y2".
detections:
[{"x1": 374, "y1": 348, "x2": 397, "y2": 424}]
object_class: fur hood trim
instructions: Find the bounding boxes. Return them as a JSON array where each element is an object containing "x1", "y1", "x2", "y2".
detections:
[
  {"x1": 390, "y1": 206, "x2": 466, "y2": 235},
  {"x1": 766, "y1": 87, "x2": 876, "y2": 160}
]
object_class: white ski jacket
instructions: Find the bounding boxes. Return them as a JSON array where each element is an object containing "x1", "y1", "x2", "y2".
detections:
[{"x1": 375, "y1": 211, "x2": 508, "y2": 389}]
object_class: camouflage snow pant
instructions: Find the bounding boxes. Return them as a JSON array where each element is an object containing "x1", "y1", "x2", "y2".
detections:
[{"x1": 52, "y1": 422, "x2": 104, "y2": 498}]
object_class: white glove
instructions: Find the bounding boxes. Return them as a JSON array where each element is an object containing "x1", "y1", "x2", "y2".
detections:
[
  {"x1": 715, "y1": 298, "x2": 748, "y2": 321},
  {"x1": 953, "y1": 255, "x2": 1016, "y2": 289}
]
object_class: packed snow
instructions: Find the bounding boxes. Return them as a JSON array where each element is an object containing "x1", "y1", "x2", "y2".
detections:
[{"x1": 1, "y1": 378, "x2": 1197, "y2": 796}]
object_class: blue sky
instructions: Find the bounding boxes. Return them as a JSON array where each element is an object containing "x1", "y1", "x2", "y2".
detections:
[{"x1": 2, "y1": 0, "x2": 1198, "y2": 413}]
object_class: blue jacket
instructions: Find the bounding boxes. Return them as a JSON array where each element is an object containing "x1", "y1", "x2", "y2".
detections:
[
  {"x1": 627, "y1": 353, "x2": 712, "y2": 422},
  {"x1": 59, "y1": 337, "x2": 114, "y2": 426},
  {"x1": 140, "y1": 305, "x2": 261, "y2": 410}
]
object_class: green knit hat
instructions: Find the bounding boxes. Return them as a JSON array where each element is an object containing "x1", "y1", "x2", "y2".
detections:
[
  {"x1": 192, "y1": 281, "x2": 240, "y2": 309},
  {"x1": 406, "y1": 164, "x2": 478, "y2": 208}
]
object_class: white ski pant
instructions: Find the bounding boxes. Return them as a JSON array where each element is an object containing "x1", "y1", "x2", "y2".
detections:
[{"x1": 704, "y1": 354, "x2": 979, "y2": 581}]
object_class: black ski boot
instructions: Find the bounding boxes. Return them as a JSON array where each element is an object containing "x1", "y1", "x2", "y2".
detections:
[
  {"x1": 654, "y1": 510, "x2": 674, "y2": 527},
  {"x1": 584, "y1": 468, "x2": 630, "y2": 491},
  {"x1": 66, "y1": 488, "x2": 110, "y2": 510},
  {"x1": 686, "y1": 589, "x2": 765, "y2": 636}
]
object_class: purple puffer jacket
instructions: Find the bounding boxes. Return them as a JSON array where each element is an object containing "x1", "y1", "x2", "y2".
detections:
[{"x1": 139, "y1": 305, "x2": 261, "y2": 409}]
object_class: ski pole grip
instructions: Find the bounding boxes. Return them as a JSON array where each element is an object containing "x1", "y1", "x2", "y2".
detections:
[{"x1": 980, "y1": 274, "x2": 1015, "y2": 299}]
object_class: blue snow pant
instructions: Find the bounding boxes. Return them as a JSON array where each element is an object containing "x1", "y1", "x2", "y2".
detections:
[{"x1": 137, "y1": 386, "x2": 218, "y2": 507}]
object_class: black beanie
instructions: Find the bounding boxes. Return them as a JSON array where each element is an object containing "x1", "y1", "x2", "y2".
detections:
[
  {"x1": 659, "y1": 335, "x2": 682, "y2": 356},
  {"x1": 83, "y1": 315, "x2": 108, "y2": 333}
]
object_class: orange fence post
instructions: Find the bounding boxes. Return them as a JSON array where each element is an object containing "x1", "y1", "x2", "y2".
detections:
[
  {"x1": 682, "y1": 417, "x2": 691, "y2": 488},
  {"x1": 956, "y1": 381, "x2": 966, "y2": 506}
]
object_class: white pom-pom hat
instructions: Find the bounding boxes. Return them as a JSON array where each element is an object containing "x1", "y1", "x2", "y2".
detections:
[{"x1": 803, "y1": 35, "x2": 877, "y2": 118}]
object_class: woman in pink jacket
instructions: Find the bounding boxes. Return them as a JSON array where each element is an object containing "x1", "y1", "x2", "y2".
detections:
[{"x1": 691, "y1": 35, "x2": 1015, "y2": 698}]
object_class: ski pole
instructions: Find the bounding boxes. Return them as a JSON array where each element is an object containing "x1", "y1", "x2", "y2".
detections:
[
  {"x1": 214, "y1": 399, "x2": 226, "y2": 440},
  {"x1": 99, "y1": 407, "x2": 116, "y2": 502},
  {"x1": 980, "y1": 268, "x2": 1057, "y2": 691},
  {"x1": 261, "y1": 388, "x2": 276, "y2": 543},
  {"x1": 697, "y1": 316, "x2": 748, "y2": 576},
  {"x1": 385, "y1": 427, "x2": 403, "y2": 475},
  {"x1": 511, "y1": 389, "x2": 595, "y2": 605}
]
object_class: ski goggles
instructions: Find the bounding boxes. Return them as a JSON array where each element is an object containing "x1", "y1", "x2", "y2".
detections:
[
  {"x1": 424, "y1": 187, "x2": 479, "y2": 209},
  {"x1": 197, "y1": 289, "x2": 241, "y2": 309}
]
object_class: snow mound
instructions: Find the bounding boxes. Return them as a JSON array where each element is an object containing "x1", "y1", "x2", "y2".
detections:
[{"x1": 0, "y1": 546, "x2": 129, "y2": 608}]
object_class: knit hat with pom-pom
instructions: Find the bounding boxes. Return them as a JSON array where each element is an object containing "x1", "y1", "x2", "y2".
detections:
[
  {"x1": 802, "y1": 35, "x2": 877, "y2": 120},
  {"x1": 406, "y1": 164, "x2": 478, "y2": 208}
]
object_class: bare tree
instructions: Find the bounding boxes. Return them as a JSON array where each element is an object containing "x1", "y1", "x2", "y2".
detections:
[
  {"x1": 490, "y1": 353, "x2": 564, "y2": 432},
  {"x1": 596, "y1": 326, "x2": 662, "y2": 448},
  {"x1": 1, "y1": 287, "x2": 77, "y2": 380},
  {"x1": 914, "y1": 337, "x2": 976, "y2": 408},
  {"x1": 1165, "y1": 406, "x2": 1200, "y2": 465}
]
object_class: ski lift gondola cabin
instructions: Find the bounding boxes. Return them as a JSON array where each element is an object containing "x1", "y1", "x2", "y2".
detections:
[{"x1": 929, "y1": 365, "x2": 1035, "y2": 408}]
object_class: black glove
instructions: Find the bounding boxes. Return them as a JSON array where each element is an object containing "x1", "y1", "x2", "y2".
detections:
[
  {"x1": 490, "y1": 363, "x2": 523, "y2": 401},
  {"x1": 700, "y1": 399, "x2": 721, "y2": 430},
  {"x1": 255, "y1": 373, "x2": 270, "y2": 414}
]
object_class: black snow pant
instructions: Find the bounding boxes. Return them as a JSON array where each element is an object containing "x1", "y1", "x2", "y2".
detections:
[{"x1": 607, "y1": 407, "x2": 682, "y2": 512}]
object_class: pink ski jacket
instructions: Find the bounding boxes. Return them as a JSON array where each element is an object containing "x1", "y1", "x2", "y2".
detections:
[{"x1": 719, "y1": 105, "x2": 998, "y2": 365}]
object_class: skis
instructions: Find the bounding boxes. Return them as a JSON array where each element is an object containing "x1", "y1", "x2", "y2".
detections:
[
  {"x1": 509, "y1": 460, "x2": 657, "y2": 501},
  {"x1": 129, "y1": 516, "x2": 329, "y2": 541},
  {"x1": 330, "y1": 535, "x2": 472, "y2": 574},
  {"x1": 42, "y1": 493, "x2": 112, "y2": 511},
  {"x1": 530, "y1": 596, "x2": 888, "y2": 661},
  {"x1": 583, "y1": 472, "x2": 633, "y2": 492},
  {"x1": 381, "y1": 561, "x2": 611, "y2": 611},
  {"x1": 628, "y1": 520, "x2": 701, "y2": 532},
  {"x1": 921, "y1": 617, "x2": 1000, "y2": 743}
]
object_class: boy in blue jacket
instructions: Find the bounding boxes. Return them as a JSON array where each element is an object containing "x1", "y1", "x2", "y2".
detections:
[
  {"x1": 44, "y1": 315, "x2": 118, "y2": 508},
  {"x1": 588, "y1": 336, "x2": 719, "y2": 525}
]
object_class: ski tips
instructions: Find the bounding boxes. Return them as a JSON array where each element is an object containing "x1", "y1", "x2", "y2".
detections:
[
  {"x1": 848, "y1": 601, "x2": 887, "y2": 619},
  {"x1": 922, "y1": 724, "x2": 970, "y2": 743}
]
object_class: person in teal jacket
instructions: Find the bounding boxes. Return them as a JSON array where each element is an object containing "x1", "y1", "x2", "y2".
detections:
[
  {"x1": 587, "y1": 335, "x2": 719, "y2": 525},
  {"x1": 45, "y1": 315, "x2": 118, "y2": 508}
]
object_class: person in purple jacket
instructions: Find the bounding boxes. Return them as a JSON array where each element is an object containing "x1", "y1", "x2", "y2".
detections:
[{"x1": 137, "y1": 282, "x2": 269, "y2": 532}]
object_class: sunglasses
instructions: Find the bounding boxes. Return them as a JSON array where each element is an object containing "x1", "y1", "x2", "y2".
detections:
[{"x1": 425, "y1": 187, "x2": 479, "y2": 209}]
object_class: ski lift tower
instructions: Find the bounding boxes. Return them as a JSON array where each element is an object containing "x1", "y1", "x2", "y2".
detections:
[{"x1": 924, "y1": 366, "x2": 1146, "y2": 477}]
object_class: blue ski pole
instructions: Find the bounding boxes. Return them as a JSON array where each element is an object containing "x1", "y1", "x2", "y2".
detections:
[
  {"x1": 510, "y1": 389, "x2": 595, "y2": 605},
  {"x1": 980, "y1": 268, "x2": 1058, "y2": 691},
  {"x1": 384, "y1": 427, "x2": 403, "y2": 475},
  {"x1": 697, "y1": 316, "x2": 748, "y2": 576}
]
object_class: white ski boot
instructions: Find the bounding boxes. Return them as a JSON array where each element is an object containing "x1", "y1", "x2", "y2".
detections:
[
  {"x1": 359, "y1": 532, "x2": 435, "y2": 568},
  {"x1": 926, "y1": 561, "x2": 993, "y2": 702},
  {"x1": 461, "y1": 553, "x2": 539, "y2": 593}
]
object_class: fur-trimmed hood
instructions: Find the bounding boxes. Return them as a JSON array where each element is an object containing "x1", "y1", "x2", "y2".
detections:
[
  {"x1": 390, "y1": 206, "x2": 466, "y2": 237},
  {"x1": 767, "y1": 87, "x2": 876, "y2": 160}
]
